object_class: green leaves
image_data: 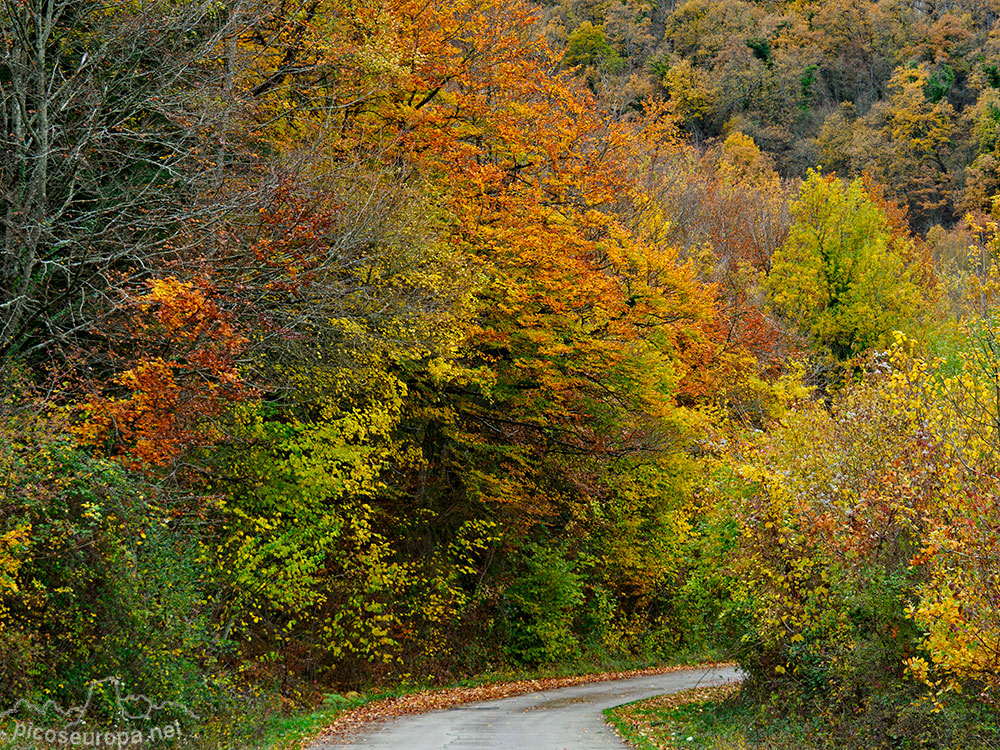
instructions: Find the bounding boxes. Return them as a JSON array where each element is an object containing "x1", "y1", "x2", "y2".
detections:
[{"x1": 766, "y1": 171, "x2": 925, "y2": 360}]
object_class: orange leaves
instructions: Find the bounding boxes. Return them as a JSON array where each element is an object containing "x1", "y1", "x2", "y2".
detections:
[
  {"x1": 139, "y1": 277, "x2": 244, "y2": 351},
  {"x1": 85, "y1": 359, "x2": 186, "y2": 467},
  {"x1": 78, "y1": 276, "x2": 249, "y2": 468},
  {"x1": 206, "y1": 0, "x2": 727, "y2": 677},
  {"x1": 247, "y1": 179, "x2": 340, "y2": 294},
  {"x1": 270, "y1": 0, "x2": 719, "y2": 459},
  {"x1": 861, "y1": 172, "x2": 938, "y2": 293},
  {"x1": 250, "y1": 0, "x2": 712, "y2": 413}
]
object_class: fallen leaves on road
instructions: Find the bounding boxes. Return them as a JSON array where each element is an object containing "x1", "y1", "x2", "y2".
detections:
[{"x1": 307, "y1": 663, "x2": 735, "y2": 747}]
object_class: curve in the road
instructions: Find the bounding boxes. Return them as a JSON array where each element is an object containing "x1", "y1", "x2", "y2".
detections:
[{"x1": 310, "y1": 665, "x2": 740, "y2": 750}]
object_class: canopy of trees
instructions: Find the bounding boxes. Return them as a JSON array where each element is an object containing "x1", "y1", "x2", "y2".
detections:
[{"x1": 2, "y1": 0, "x2": 1000, "y2": 747}]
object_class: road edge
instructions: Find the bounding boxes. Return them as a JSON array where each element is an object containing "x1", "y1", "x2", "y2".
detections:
[{"x1": 302, "y1": 662, "x2": 737, "y2": 748}]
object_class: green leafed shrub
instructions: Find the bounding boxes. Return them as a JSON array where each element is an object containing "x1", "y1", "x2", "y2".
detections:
[{"x1": 500, "y1": 544, "x2": 585, "y2": 666}]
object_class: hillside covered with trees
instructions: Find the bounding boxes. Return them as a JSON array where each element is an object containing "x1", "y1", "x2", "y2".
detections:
[{"x1": 1, "y1": 0, "x2": 999, "y2": 746}]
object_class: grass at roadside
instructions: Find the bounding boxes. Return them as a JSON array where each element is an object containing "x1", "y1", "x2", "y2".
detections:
[
  {"x1": 607, "y1": 680, "x2": 1000, "y2": 750},
  {"x1": 605, "y1": 684, "x2": 742, "y2": 750}
]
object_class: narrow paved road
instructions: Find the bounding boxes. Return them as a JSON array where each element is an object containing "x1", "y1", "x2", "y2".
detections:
[{"x1": 311, "y1": 665, "x2": 740, "y2": 750}]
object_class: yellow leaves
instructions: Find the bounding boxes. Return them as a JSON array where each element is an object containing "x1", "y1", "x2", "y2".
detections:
[
  {"x1": 660, "y1": 58, "x2": 715, "y2": 124},
  {"x1": 144, "y1": 277, "x2": 229, "y2": 340},
  {"x1": 887, "y1": 322, "x2": 1000, "y2": 471},
  {"x1": 887, "y1": 63, "x2": 956, "y2": 159},
  {"x1": 723, "y1": 365, "x2": 940, "y2": 672},
  {"x1": 767, "y1": 171, "x2": 927, "y2": 359},
  {"x1": 907, "y1": 504, "x2": 1000, "y2": 692},
  {"x1": 300, "y1": 0, "x2": 715, "y2": 445},
  {"x1": 714, "y1": 132, "x2": 778, "y2": 187},
  {"x1": 0, "y1": 525, "x2": 30, "y2": 599},
  {"x1": 729, "y1": 319, "x2": 1000, "y2": 698}
]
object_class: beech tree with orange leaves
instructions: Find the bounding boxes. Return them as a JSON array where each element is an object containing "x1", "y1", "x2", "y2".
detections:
[{"x1": 176, "y1": 0, "x2": 734, "y2": 681}]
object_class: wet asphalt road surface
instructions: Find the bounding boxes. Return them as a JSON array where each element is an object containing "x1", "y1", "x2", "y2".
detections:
[{"x1": 311, "y1": 665, "x2": 740, "y2": 750}]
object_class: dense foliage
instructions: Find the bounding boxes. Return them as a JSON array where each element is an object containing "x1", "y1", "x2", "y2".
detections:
[{"x1": 2, "y1": 0, "x2": 1000, "y2": 747}]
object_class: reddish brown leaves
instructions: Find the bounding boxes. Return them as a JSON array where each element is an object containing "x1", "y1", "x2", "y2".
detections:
[{"x1": 77, "y1": 276, "x2": 249, "y2": 468}]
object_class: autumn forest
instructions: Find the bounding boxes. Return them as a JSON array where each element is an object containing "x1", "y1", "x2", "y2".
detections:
[{"x1": 2, "y1": 0, "x2": 1000, "y2": 746}]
